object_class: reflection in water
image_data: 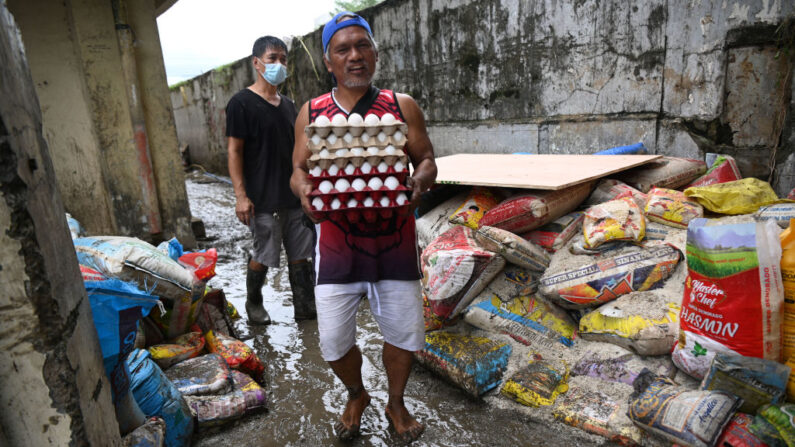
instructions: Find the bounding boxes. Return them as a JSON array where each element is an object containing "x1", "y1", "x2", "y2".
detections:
[{"x1": 186, "y1": 173, "x2": 594, "y2": 447}]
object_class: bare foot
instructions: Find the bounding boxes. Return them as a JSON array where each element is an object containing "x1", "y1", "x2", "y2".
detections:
[
  {"x1": 385, "y1": 397, "x2": 424, "y2": 444},
  {"x1": 334, "y1": 386, "x2": 371, "y2": 441}
]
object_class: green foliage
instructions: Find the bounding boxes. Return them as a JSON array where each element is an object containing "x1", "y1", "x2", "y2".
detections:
[
  {"x1": 332, "y1": 0, "x2": 383, "y2": 14},
  {"x1": 685, "y1": 244, "x2": 759, "y2": 278}
]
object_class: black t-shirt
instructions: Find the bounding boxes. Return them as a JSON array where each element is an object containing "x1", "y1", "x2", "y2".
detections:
[{"x1": 226, "y1": 89, "x2": 300, "y2": 213}]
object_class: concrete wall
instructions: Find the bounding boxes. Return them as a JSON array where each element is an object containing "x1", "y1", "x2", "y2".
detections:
[
  {"x1": 7, "y1": 0, "x2": 195, "y2": 246},
  {"x1": 0, "y1": 3, "x2": 121, "y2": 444},
  {"x1": 171, "y1": 0, "x2": 795, "y2": 196}
]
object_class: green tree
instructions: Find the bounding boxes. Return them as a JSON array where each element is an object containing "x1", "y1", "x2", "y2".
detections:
[{"x1": 332, "y1": 0, "x2": 383, "y2": 14}]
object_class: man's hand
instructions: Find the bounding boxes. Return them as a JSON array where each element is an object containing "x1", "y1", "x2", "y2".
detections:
[
  {"x1": 291, "y1": 102, "x2": 325, "y2": 224},
  {"x1": 235, "y1": 196, "x2": 255, "y2": 226},
  {"x1": 406, "y1": 176, "x2": 429, "y2": 213}
]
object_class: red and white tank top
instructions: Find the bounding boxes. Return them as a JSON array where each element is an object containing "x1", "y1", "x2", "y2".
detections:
[{"x1": 309, "y1": 87, "x2": 421, "y2": 285}]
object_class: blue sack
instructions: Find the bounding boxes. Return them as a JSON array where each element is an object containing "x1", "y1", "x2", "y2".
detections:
[
  {"x1": 157, "y1": 237, "x2": 184, "y2": 262},
  {"x1": 127, "y1": 349, "x2": 195, "y2": 447},
  {"x1": 594, "y1": 142, "x2": 647, "y2": 155}
]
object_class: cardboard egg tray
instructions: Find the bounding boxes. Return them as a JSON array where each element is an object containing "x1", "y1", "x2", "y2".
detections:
[
  {"x1": 305, "y1": 121, "x2": 407, "y2": 139},
  {"x1": 307, "y1": 153, "x2": 409, "y2": 171},
  {"x1": 307, "y1": 127, "x2": 408, "y2": 151},
  {"x1": 309, "y1": 186, "x2": 411, "y2": 223}
]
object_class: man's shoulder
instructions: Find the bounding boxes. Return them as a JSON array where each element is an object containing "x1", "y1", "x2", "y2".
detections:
[{"x1": 227, "y1": 89, "x2": 253, "y2": 108}]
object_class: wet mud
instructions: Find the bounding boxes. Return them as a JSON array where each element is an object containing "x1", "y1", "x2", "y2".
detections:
[{"x1": 186, "y1": 173, "x2": 603, "y2": 446}]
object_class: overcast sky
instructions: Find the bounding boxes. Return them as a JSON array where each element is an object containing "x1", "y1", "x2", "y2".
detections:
[{"x1": 157, "y1": 0, "x2": 338, "y2": 85}]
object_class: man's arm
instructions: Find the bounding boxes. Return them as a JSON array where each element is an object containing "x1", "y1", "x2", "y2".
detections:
[
  {"x1": 228, "y1": 136, "x2": 254, "y2": 226},
  {"x1": 396, "y1": 93, "x2": 437, "y2": 210},
  {"x1": 290, "y1": 102, "x2": 324, "y2": 222}
]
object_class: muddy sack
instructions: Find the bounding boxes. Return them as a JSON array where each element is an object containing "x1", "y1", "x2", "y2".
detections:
[
  {"x1": 615, "y1": 156, "x2": 707, "y2": 193},
  {"x1": 644, "y1": 187, "x2": 704, "y2": 229},
  {"x1": 449, "y1": 186, "x2": 502, "y2": 229},
  {"x1": 572, "y1": 348, "x2": 676, "y2": 386},
  {"x1": 163, "y1": 353, "x2": 231, "y2": 396},
  {"x1": 686, "y1": 155, "x2": 742, "y2": 188},
  {"x1": 539, "y1": 243, "x2": 682, "y2": 309},
  {"x1": 148, "y1": 332, "x2": 205, "y2": 370},
  {"x1": 478, "y1": 182, "x2": 592, "y2": 234},
  {"x1": 229, "y1": 370, "x2": 267, "y2": 414},
  {"x1": 578, "y1": 291, "x2": 679, "y2": 356},
  {"x1": 755, "y1": 204, "x2": 795, "y2": 229},
  {"x1": 126, "y1": 349, "x2": 194, "y2": 447},
  {"x1": 671, "y1": 219, "x2": 784, "y2": 379},
  {"x1": 414, "y1": 331, "x2": 512, "y2": 397},
  {"x1": 585, "y1": 179, "x2": 648, "y2": 210},
  {"x1": 700, "y1": 353, "x2": 790, "y2": 414},
  {"x1": 583, "y1": 197, "x2": 646, "y2": 249},
  {"x1": 150, "y1": 284, "x2": 207, "y2": 339},
  {"x1": 469, "y1": 264, "x2": 539, "y2": 305},
  {"x1": 628, "y1": 371, "x2": 741, "y2": 447},
  {"x1": 501, "y1": 354, "x2": 569, "y2": 407},
  {"x1": 421, "y1": 225, "x2": 506, "y2": 321},
  {"x1": 474, "y1": 225, "x2": 550, "y2": 271},
  {"x1": 416, "y1": 191, "x2": 468, "y2": 250},
  {"x1": 463, "y1": 294, "x2": 576, "y2": 347},
  {"x1": 205, "y1": 330, "x2": 265, "y2": 383},
  {"x1": 522, "y1": 211, "x2": 584, "y2": 253},
  {"x1": 194, "y1": 289, "x2": 239, "y2": 339},
  {"x1": 121, "y1": 417, "x2": 166, "y2": 447},
  {"x1": 74, "y1": 236, "x2": 197, "y2": 303},
  {"x1": 644, "y1": 222, "x2": 679, "y2": 241}
]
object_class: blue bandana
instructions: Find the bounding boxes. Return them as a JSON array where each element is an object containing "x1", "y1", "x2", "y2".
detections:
[{"x1": 322, "y1": 11, "x2": 373, "y2": 54}]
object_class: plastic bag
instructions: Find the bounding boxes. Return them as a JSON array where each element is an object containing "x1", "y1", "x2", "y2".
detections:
[
  {"x1": 414, "y1": 331, "x2": 512, "y2": 397},
  {"x1": 501, "y1": 354, "x2": 569, "y2": 407},
  {"x1": 205, "y1": 330, "x2": 265, "y2": 383},
  {"x1": 448, "y1": 187, "x2": 501, "y2": 229},
  {"x1": 539, "y1": 242, "x2": 682, "y2": 309},
  {"x1": 522, "y1": 211, "x2": 584, "y2": 253},
  {"x1": 700, "y1": 353, "x2": 790, "y2": 414},
  {"x1": 163, "y1": 353, "x2": 232, "y2": 396},
  {"x1": 753, "y1": 404, "x2": 795, "y2": 447},
  {"x1": 421, "y1": 225, "x2": 506, "y2": 321},
  {"x1": 615, "y1": 156, "x2": 707, "y2": 193},
  {"x1": 156, "y1": 238, "x2": 184, "y2": 262},
  {"x1": 148, "y1": 332, "x2": 206, "y2": 370},
  {"x1": 478, "y1": 182, "x2": 592, "y2": 234},
  {"x1": 686, "y1": 155, "x2": 742, "y2": 188},
  {"x1": 473, "y1": 225, "x2": 550, "y2": 271},
  {"x1": 178, "y1": 248, "x2": 217, "y2": 281},
  {"x1": 571, "y1": 349, "x2": 676, "y2": 386},
  {"x1": 684, "y1": 178, "x2": 789, "y2": 215},
  {"x1": 715, "y1": 413, "x2": 768, "y2": 447},
  {"x1": 66, "y1": 212, "x2": 86, "y2": 239},
  {"x1": 583, "y1": 197, "x2": 645, "y2": 249},
  {"x1": 628, "y1": 371, "x2": 741, "y2": 447},
  {"x1": 644, "y1": 187, "x2": 704, "y2": 229},
  {"x1": 672, "y1": 219, "x2": 785, "y2": 379},
  {"x1": 578, "y1": 291, "x2": 679, "y2": 356},
  {"x1": 585, "y1": 179, "x2": 648, "y2": 209}
]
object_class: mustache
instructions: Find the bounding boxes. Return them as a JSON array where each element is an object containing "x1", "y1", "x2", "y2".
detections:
[{"x1": 344, "y1": 62, "x2": 370, "y2": 73}]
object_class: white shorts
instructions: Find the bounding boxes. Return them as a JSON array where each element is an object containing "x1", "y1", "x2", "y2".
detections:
[{"x1": 315, "y1": 280, "x2": 425, "y2": 361}]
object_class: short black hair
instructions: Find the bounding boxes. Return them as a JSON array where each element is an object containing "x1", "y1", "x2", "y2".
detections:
[{"x1": 252, "y1": 36, "x2": 287, "y2": 58}]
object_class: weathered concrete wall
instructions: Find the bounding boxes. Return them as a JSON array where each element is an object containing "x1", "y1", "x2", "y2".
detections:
[
  {"x1": 7, "y1": 0, "x2": 196, "y2": 246},
  {"x1": 0, "y1": 3, "x2": 120, "y2": 445},
  {"x1": 170, "y1": 57, "x2": 256, "y2": 174},
  {"x1": 171, "y1": 0, "x2": 795, "y2": 196}
]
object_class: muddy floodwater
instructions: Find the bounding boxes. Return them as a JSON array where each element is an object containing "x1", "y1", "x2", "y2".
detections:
[{"x1": 186, "y1": 173, "x2": 603, "y2": 447}]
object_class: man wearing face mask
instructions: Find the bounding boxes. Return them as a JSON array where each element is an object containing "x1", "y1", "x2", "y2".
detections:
[{"x1": 226, "y1": 35, "x2": 316, "y2": 325}]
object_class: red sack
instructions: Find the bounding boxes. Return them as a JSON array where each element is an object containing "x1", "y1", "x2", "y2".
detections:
[{"x1": 685, "y1": 155, "x2": 742, "y2": 188}]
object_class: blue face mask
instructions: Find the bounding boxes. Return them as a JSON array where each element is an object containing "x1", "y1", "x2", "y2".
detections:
[{"x1": 258, "y1": 58, "x2": 288, "y2": 86}]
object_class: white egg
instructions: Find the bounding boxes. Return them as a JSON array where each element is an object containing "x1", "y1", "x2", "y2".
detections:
[
  {"x1": 394, "y1": 160, "x2": 406, "y2": 171},
  {"x1": 326, "y1": 134, "x2": 338, "y2": 145},
  {"x1": 319, "y1": 149, "x2": 330, "y2": 158},
  {"x1": 311, "y1": 134, "x2": 322, "y2": 145},
  {"x1": 361, "y1": 162, "x2": 372, "y2": 174},
  {"x1": 348, "y1": 113, "x2": 364, "y2": 126},
  {"x1": 331, "y1": 114, "x2": 347, "y2": 127},
  {"x1": 334, "y1": 178, "x2": 351, "y2": 192},
  {"x1": 379, "y1": 196, "x2": 391, "y2": 207},
  {"x1": 312, "y1": 197, "x2": 325, "y2": 210},
  {"x1": 396, "y1": 193, "x2": 408, "y2": 205},
  {"x1": 360, "y1": 133, "x2": 371, "y2": 143},
  {"x1": 363, "y1": 197, "x2": 375, "y2": 207},
  {"x1": 318, "y1": 180, "x2": 333, "y2": 194},
  {"x1": 393, "y1": 130, "x2": 404, "y2": 141},
  {"x1": 381, "y1": 113, "x2": 396, "y2": 125},
  {"x1": 350, "y1": 147, "x2": 364, "y2": 156},
  {"x1": 343, "y1": 132, "x2": 354, "y2": 144},
  {"x1": 330, "y1": 198, "x2": 342, "y2": 210},
  {"x1": 310, "y1": 166, "x2": 322, "y2": 176},
  {"x1": 377, "y1": 131, "x2": 388, "y2": 143},
  {"x1": 327, "y1": 164, "x2": 340, "y2": 176},
  {"x1": 377, "y1": 161, "x2": 389, "y2": 173},
  {"x1": 347, "y1": 198, "x2": 358, "y2": 208},
  {"x1": 344, "y1": 164, "x2": 356, "y2": 175},
  {"x1": 384, "y1": 145, "x2": 397, "y2": 155},
  {"x1": 364, "y1": 114, "x2": 380, "y2": 126},
  {"x1": 335, "y1": 149, "x2": 348, "y2": 157},
  {"x1": 315, "y1": 115, "x2": 330, "y2": 126},
  {"x1": 366, "y1": 146, "x2": 380, "y2": 155},
  {"x1": 351, "y1": 178, "x2": 366, "y2": 191},
  {"x1": 384, "y1": 176, "x2": 399, "y2": 190},
  {"x1": 368, "y1": 177, "x2": 383, "y2": 190}
]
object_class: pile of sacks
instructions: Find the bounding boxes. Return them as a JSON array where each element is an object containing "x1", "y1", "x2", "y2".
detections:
[
  {"x1": 415, "y1": 154, "x2": 795, "y2": 446},
  {"x1": 66, "y1": 219, "x2": 265, "y2": 447}
]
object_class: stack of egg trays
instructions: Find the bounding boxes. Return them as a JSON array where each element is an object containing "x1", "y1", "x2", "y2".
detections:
[{"x1": 306, "y1": 120, "x2": 411, "y2": 223}]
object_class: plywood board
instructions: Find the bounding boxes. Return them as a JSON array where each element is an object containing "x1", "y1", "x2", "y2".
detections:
[{"x1": 434, "y1": 154, "x2": 661, "y2": 190}]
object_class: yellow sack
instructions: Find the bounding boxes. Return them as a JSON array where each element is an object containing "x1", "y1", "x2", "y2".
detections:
[
  {"x1": 501, "y1": 354, "x2": 568, "y2": 407},
  {"x1": 684, "y1": 178, "x2": 792, "y2": 215},
  {"x1": 448, "y1": 187, "x2": 501, "y2": 229}
]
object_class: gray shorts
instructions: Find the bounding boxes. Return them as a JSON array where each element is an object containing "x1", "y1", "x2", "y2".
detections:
[{"x1": 249, "y1": 208, "x2": 314, "y2": 268}]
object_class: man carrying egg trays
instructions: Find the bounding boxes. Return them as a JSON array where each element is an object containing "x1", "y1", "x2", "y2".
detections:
[{"x1": 305, "y1": 112, "x2": 412, "y2": 225}]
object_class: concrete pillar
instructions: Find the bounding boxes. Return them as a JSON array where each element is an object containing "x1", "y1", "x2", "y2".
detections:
[{"x1": 0, "y1": 3, "x2": 120, "y2": 445}]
